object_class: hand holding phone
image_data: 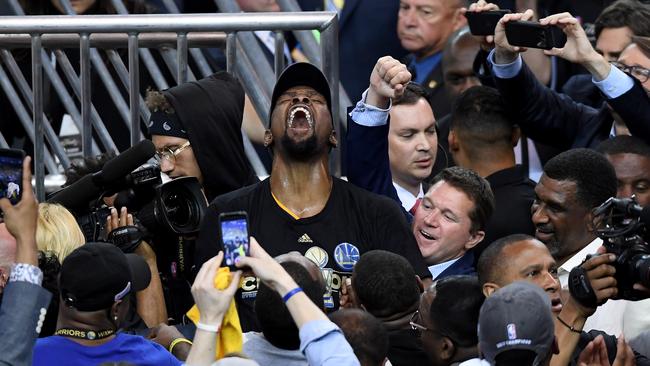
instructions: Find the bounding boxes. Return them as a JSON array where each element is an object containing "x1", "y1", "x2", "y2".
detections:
[
  {"x1": 219, "y1": 211, "x2": 250, "y2": 268},
  {"x1": 465, "y1": 10, "x2": 511, "y2": 36},
  {"x1": 505, "y1": 21, "x2": 567, "y2": 50},
  {"x1": 538, "y1": 12, "x2": 604, "y2": 73},
  {"x1": 0, "y1": 154, "x2": 39, "y2": 266},
  {"x1": 0, "y1": 148, "x2": 26, "y2": 206}
]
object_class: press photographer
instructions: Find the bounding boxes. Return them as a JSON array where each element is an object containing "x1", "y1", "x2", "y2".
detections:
[
  {"x1": 573, "y1": 196, "x2": 650, "y2": 301},
  {"x1": 48, "y1": 140, "x2": 207, "y2": 323}
]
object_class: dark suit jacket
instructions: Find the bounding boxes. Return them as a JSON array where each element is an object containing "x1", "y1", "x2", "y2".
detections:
[
  {"x1": 339, "y1": 0, "x2": 408, "y2": 101},
  {"x1": 437, "y1": 251, "x2": 476, "y2": 279},
  {"x1": 493, "y1": 61, "x2": 650, "y2": 149},
  {"x1": 478, "y1": 165, "x2": 536, "y2": 259},
  {"x1": 346, "y1": 112, "x2": 402, "y2": 207},
  {"x1": 0, "y1": 281, "x2": 52, "y2": 366},
  {"x1": 403, "y1": 54, "x2": 452, "y2": 118}
]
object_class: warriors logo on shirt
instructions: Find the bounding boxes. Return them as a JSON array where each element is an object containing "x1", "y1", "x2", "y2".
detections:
[{"x1": 334, "y1": 242, "x2": 360, "y2": 271}]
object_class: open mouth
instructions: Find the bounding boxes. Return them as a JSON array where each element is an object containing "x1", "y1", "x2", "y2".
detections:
[
  {"x1": 419, "y1": 229, "x2": 436, "y2": 241},
  {"x1": 287, "y1": 105, "x2": 313, "y2": 130},
  {"x1": 535, "y1": 227, "x2": 554, "y2": 240},
  {"x1": 551, "y1": 297, "x2": 563, "y2": 312}
]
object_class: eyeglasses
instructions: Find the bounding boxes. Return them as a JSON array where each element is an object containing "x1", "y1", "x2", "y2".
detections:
[
  {"x1": 611, "y1": 61, "x2": 650, "y2": 83},
  {"x1": 409, "y1": 310, "x2": 470, "y2": 348},
  {"x1": 154, "y1": 141, "x2": 191, "y2": 165},
  {"x1": 409, "y1": 310, "x2": 432, "y2": 334}
]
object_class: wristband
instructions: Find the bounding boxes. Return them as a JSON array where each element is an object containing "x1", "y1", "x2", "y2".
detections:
[
  {"x1": 196, "y1": 322, "x2": 220, "y2": 332},
  {"x1": 168, "y1": 337, "x2": 192, "y2": 353},
  {"x1": 556, "y1": 315, "x2": 583, "y2": 334},
  {"x1": 282, "y1": 287, "x2": 303, "y2": 303},
  {"x1": 568, "y1": 265, "x2": 598, "y2": 309}
]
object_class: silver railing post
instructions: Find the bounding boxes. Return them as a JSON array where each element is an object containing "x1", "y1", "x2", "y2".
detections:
[
  {"x1": 0, "y1": 50, "x2": 73, "y2": 166},
  {"x1": 277, "y1": 0, "x2": 352, "y2": 133},
  {"x1": 110, "y1": 0, "x2": 170, "y2": 91},
  {"x1": 176, "y1": 32, "x2": 189, "y2": 84},
  {"x1": 160, "y1": 0, "x2": 213, "y2": 79},
  {"x1": 0, "y1": 11, "x2": 340, "y2": 188},
  {"x1": 128, "y1": 33, "x2": 140, "y2": 146},
  {"x1": 274, "y1": 31, "x2": 285, "y2": 79},
  {"x1": 31, "y1": 33, "x2": 45, "y2": 201},
  {"x1": 320, "y1": 15, "x2": 341, "y2": 176},
  {"x1": 226, "y1": 32, "x2": 237, "y2": 75},
  {"x1": 80, "y1": 33, "x2": 92, "y2": 157}
]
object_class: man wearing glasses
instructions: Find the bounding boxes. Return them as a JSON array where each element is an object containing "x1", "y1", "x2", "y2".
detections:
[
  {"x1": 472, "y1": 2, "x2": 650, "y2": 149},
  {"x1": 146, "y1": 71, "x2": 258, "y2": 203},
  {"x1": 144, "y1": 72, "x2": 258, "y2": 321},
  {"x1": 410, "y1": 275, "x2": 485, "y2": 366}
]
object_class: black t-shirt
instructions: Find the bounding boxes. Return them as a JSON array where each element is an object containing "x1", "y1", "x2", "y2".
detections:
[{"x1": 195, "y1": 177, "x2": 430, "y2": 331}]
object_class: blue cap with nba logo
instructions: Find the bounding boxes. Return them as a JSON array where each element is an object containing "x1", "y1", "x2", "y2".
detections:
[{"x1": 478, "y1": 281, "x2": 555, "y2": 366}]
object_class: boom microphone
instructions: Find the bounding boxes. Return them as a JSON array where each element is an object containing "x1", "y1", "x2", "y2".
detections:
[{"x1": 48, "y1": 140, "x2": 156, "y2": 210}]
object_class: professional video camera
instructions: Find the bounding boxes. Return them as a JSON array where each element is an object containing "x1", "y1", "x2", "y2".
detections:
[
  {"x1": 592, "y1": 197, "x2": 650, "y2": 300},
  {"x1": 48, "y1": 140, "x2": 207, "y2": 248}
]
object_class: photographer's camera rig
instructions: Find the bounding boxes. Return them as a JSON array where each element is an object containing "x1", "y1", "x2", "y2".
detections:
[{"x1": 592, "y1": 197, "x2": 650, "y2": 300}]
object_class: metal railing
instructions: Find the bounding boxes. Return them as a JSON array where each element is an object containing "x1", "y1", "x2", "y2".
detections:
[{"x1": 0, "y1": 9, "x2": 340, "y2": 200}]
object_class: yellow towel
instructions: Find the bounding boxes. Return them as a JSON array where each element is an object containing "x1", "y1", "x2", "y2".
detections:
[{"x1": 187, "y1": 267, "x2": 242, "y2": 359}]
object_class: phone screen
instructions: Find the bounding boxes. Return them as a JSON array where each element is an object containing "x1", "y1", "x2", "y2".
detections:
[
  {"x1": 0, "y1": 153, "x2": 23, "y2": 205},
  {"x1": 221, "y1": 216, "x2": 249, "y2": 266}
]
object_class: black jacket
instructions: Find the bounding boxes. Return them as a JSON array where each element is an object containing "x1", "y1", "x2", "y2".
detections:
[{"x1": 493, "y1": 61, "x2": 650, "y2": 150}]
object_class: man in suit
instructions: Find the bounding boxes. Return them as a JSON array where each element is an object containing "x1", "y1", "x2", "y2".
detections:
[
  {"x1": 398, "y1": 0, "x2": 468, "y2": 117},
  {"x1": 0, "y1": 156, "x2": 52, "y2": 366},
  {"x1": 561, "y1": 0, "x2": 650, "y2": 110},
  {"x1": 448, "y1": 85, "x2": 536, "y2": 258},
  {"x1": 347, "y1": 56, "x2": 494, "y2": 278},
  {"x1": 485, "y1": 8, "x2": 650, "y2": 148},
  {"x1": 347, "y1": 57, "x2": 438, "y2": 214}
]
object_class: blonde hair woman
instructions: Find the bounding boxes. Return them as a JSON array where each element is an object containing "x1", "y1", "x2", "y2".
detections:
[{"x1": 36, "y1": 203, "x2": 85, "y2": 261}]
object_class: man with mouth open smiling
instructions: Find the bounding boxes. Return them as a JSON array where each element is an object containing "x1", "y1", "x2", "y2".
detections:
[
  {"x1": 532, "y1": 148, "x2": 650, "y2": 339},
  {"x1": 194, "y1": 62, "x2": 430, "y2": 331},
  {"x1": 347, "y1": 56, "x2": 495, "y2": 280},
  {"x1": 477, "y1": 234, "x2": 640, "y2": 366}
]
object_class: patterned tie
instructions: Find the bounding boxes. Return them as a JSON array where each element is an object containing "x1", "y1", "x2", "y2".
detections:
[{"x1": 409, "y1": 198, "x2": 422, "y2": 216}]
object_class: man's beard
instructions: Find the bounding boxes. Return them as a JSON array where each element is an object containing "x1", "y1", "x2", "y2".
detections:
[
  {"x1": 280, "y1": 132, "x2": 320, "y2": 161},
  {"x1": 545, "y1": 238, "x2": 562, "y2": 259}
]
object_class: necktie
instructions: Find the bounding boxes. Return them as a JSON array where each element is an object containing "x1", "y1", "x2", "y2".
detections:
[{"x1": 410, "y1": 198, "x2": 422, "y2": 216}]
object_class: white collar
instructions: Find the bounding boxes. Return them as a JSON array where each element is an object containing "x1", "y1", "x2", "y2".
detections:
[
  {"x1": 428, "y1": 257, "x2": 460, "y2": 279},
  {"x1": 559, "y1": 237, "x2": 603, "y2": 274},
  {"x1": 393, "y1": 182, "x2": 424, "y2": 212}
]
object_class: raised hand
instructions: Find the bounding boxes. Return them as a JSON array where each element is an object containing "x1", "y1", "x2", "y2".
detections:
[
  {"x1": 493, "y1": 9, "x2": 535, "y2": 64},
  {"x1": 0, "y1": 156, "x2": 39, "y2": 266},
  {"x1": 366, "y1": 56, "x2": 412, "y2": 109}
]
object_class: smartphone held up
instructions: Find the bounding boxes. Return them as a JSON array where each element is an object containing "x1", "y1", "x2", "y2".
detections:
[
  {"x1": 465, "y1": 10, "x2": 511, "y2": 35},
  {"x1": 0, "y1": 148, "x2": 25, "y2": 206},
  {"x1": 219, "y1": 211, "x2": 250, "y2": 268},
  {"x1": 505, "y1": 21, "x2": 567, "y2": 50}
]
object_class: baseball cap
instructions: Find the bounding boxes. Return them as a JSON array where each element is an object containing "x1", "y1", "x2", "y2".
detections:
[
  {"x1": 269, "y1": 62, "x2": 332, "y2": 124},
  {"x1": 60, "y1": 242, "x2": 151, "y2": 312},
  {"x1": 478, "y1": 281, "x2": 555, "y2": 366}
]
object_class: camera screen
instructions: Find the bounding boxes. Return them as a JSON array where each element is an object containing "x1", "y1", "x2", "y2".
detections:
[
  {"x1": 0, "y1": 155, "x2": 23, "y2": 205},
  {"x1": 221, "y1": 217, "x2": 249, "y2": 266}
]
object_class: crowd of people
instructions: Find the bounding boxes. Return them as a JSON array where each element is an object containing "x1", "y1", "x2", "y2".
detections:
[{"x1": 2, "y1": 0, "x2": 650, "y2": 365}]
